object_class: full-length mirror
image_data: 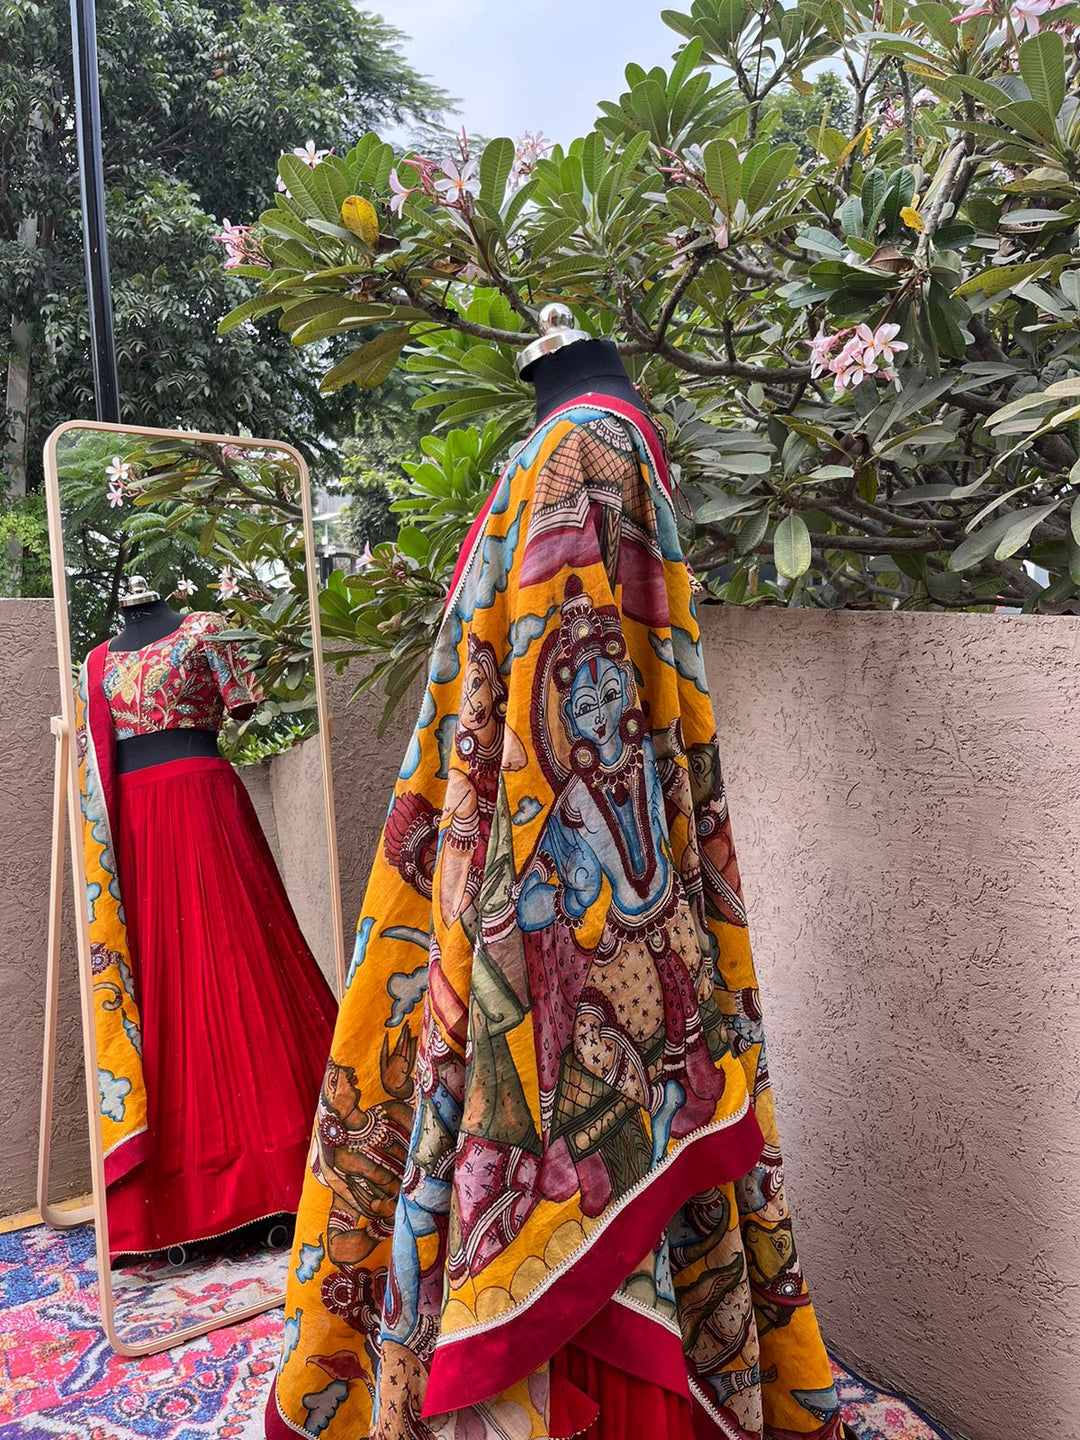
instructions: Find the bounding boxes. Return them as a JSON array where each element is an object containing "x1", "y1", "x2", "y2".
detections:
[{"x1": 40, "y1": 421, "x2": 345, "y2": 1354}]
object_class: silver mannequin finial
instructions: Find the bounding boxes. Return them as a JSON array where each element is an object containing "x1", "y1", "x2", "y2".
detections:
[
  {"x1": 516, "y1": 301, "x2": 591, "y2": 375},
  {"x1": 119, "y1": 574, "x2": 161, "y2": 608}
]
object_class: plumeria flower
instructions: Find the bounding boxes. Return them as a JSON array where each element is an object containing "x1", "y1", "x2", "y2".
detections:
[
  {"x1": 106, "y1": 482, "x2": 125, "y2": 509},
  {"x1": 293, "y1": 140, "x2": 332, "y2": 168},
  {"x1": 218, "y1": 570, "x2": 239, "y2": 599},
  {"x1": 1010, "y1": 0, "x2": 1067, "y2": 33},
  {"x1": 176, "y1": 577, "x2": 197, "y2": 597},
  {"x1": 856, "y1": 322, "x2": 909, "y2": 366},
  {"x1": 806, "y1": 327, "x2": 844, "y2": 379},
  {"x1": 212, "y1": 218, "x2": 269, "y2": 269},
  {"x1": 388, "y1": 167, "x2": 418, "y2": 217},
  {"x1": 952, "y1": 0, "x2": 1072, "y2": 35},
  {"x1": 510, "y1": 129, "x2": 552, "y2": 185},
  {"x1": 712, "y1": 216, "x2": 730, "y2": 250},
  {"x1": 105, "y1": 456, "x2": 133, "y2": 486},
  {"x1": 434, "y1": 155, "x2": 480, "y2": 204},
  {"x1": 357, "y1": 541, "x2": 374, "y2": 569},
  {"x1": 457, "y1": 260, "x2": 486, "y2": 285}
]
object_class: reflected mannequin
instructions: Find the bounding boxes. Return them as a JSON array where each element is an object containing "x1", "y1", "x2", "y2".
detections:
[
  {"x1": 79, "y1": 574, "x2": 337, "y2": 1263},
  {"x1": 39, "y1": 421, "x2": 347, "y2": 1354}
]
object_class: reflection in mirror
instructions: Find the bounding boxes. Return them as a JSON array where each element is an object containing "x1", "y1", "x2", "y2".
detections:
[{"x1": 51, "y1": 425, "x2": 340, "y2": 1348}]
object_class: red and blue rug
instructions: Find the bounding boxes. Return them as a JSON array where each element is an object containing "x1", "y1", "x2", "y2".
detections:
[{"x1": 0, "y1": 1223, "x2": 951, "y2": 1439}]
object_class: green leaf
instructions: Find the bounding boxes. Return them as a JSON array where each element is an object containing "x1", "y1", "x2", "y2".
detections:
[
  {"x1": 216, "y1": 294, "x2": 286, "y2": 335},
  {"x1": 319, "y1": 328, "x2": 409, "y2": 391},
  {"x1": 279, "y1": 154, "x2": 340, "y2": 222},
  {"x1": 954, "y1": 259, "x2": 1049, "y2": 298},
  {"x1": 911, "y1": 1, "x2": 961, "y2": 49},
  {"x1": 1019, "y1": 30, "x2": 1066, "y2": 119},
  {"x1": 702, "y1": 139, "x2": 741, "y2": 215},
  {"x1": 694, "y1": 493, "x2": 761, "y2": 524},
  {"x1": 479, "y1": 137, "x2": 516, "y2": 206},
  {"x1": 742, "y1": 143, "x2": 798, "y2": 214},
  {"x1": 773, "y1": 513, "x2": 812, "y2": 580},
  {"x1": 948, "y1": 511, "x2": 1021, "y2": 571},
  {"x1": 668, "y1": 186, "x2": 715, "y2": 225},
  {"x1": 581, "y1": 131, "x2": 608, "y2": 194},
  {"x1": 628, "y1": 78, "x2": 669, "y2": 140},
  {"x1": 1070, "y1": 494, "x2": 1080, "y2": 547},
  {"x1": 994, "y1": 502, "x2": 1062, "y2": 560},
  {"x1": 795, "y1": 225, "x2": 845, "y2": 256}
]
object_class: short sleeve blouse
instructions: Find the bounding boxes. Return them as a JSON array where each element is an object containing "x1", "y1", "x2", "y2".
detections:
[{"x1": 101, "y1": 611, "x2": 262, "y2": 739}]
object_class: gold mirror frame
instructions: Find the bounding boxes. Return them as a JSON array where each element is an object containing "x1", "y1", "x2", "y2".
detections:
[{"x1": 36, "y1": 418, "x2": 346, "y2": 1356}]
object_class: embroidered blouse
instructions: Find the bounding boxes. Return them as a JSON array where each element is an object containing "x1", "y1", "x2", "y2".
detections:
[{"x1": 101, "y1": 611, "x2": 262, "y2": 739}]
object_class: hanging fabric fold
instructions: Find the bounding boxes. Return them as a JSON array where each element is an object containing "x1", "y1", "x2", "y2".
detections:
[{"x1": 268, "y1": 396, "x2": 841, "y2": 1440}]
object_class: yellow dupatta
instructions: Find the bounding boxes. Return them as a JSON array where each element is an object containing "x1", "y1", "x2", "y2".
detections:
[
  {"x1": 75, "y1": 649, "x2": 149, "y2": 1184},
  {"x1": 268, "y1": 397, "x2": 840, "y2": 1440}
]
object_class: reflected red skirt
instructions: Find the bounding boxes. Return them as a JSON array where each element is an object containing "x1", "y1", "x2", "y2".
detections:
[{"x1": 106, "y1": 756, "x2": 337, "y2": 1259}]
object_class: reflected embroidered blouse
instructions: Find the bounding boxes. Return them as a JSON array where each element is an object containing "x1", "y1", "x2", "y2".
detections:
[{"x1": 101, "y1": 611, "x2": 262, "y2": 739}]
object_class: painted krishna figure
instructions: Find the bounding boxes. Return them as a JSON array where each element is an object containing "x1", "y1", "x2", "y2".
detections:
[{"x1": 266, "y1": 397, "x2": 848, "y2": 1440}]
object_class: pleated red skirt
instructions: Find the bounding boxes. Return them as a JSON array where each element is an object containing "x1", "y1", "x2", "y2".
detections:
[
  {"x1": 106, "y1": 755, "x2": 337, "y2": 1259},
  {"x1": 551, "y1": 1344, "x2": 696, "y2": 1440}
]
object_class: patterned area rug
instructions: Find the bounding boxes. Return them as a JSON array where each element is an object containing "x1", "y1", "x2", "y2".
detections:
[{"x1": 0, "y1": 1224, "x2": 951, "y2": 1439}]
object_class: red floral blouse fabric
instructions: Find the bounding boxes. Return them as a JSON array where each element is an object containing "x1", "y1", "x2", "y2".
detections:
[{"x1": 101, "y1": 611, "x2": 262, "y2": 739}]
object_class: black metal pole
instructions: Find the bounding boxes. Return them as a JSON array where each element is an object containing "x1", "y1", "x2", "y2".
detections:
[{"x1": 70, "y1": 0, "x2": 120, "y2": 424}]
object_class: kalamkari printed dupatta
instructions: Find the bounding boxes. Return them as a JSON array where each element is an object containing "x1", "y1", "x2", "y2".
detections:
[
  {"x1": 75, "y1": 644, "x2": 149, "y2": 1185},
  {"x1": 268, "y1": 394, "x2": 843, "y2": 1440}
]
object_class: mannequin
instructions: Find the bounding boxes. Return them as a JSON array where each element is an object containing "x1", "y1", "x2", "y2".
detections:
[
  {"x1": 266, "y1": 299, "x2": 849, "y2": 1440},
  {"x1": 109, "y1": 576, "x2": 247, "y2": 773},
  {"x1": 522, "y1": 336, "x2": 641, "y2": 424}
]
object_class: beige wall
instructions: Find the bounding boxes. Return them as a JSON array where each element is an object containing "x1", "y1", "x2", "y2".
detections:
[{"x1": 5, "y1": 598, "x2": 1079, "y2": 1439}]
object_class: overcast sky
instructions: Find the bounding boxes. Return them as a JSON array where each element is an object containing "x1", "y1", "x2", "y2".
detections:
[{"x1": 386, "y1": 0, "x2": 682, "y2": 146}]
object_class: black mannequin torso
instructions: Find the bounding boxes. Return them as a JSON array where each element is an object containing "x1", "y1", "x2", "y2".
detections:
[
  {"x1": 108, "y1": 599, "x2": 220, "y2": 773},
  {"x1": 524, "y1": 338, "x2": 642, "y2": 425}
]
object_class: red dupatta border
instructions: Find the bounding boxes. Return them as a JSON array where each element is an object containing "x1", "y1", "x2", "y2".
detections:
[
  {"x1": 264, "y1": 1108, "x2": 762, "y2": 1440},
  {"x1": 84, "y1": 639, "x2": 151, "y2": 1186},
  {"x1": 422, "y1": 1105, "x2": 764, "y2": 1419},
  {"x1": 446, "y1": 392, "x2": 673, "y2": 608}
]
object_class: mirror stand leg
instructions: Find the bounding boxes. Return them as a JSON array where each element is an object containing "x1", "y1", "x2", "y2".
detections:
[{"x1": 37, "y1": 716, "x2": 93, "y2": 1231}]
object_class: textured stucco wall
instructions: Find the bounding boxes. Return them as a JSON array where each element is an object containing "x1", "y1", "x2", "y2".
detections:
[
  {"x1": 4, "y1": 598, "x2": 1079, "y2": 1438},
  {"x1": 265, "y1": 733, "x2": 337, "y2": 989},
  {"x1": 0, "y1": 600, "x2": 89, "y2": 1214},
  {"x1": 696, "y1": 606, "x2": 1080, "y2": 1440}
]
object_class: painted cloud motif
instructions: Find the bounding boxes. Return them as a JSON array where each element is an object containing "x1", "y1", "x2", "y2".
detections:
[{"x1": 98, "y1": 1068, "x2": 131, "y2": 1122}]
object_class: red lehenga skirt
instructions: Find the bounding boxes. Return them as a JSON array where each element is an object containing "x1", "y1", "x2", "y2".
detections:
[
  {"x1": 106, "y1": 755, "x2": 337, "y2": 1259},
  {"x1": 551, "y1": 1344, "x2": 696, "y2": 1440}
]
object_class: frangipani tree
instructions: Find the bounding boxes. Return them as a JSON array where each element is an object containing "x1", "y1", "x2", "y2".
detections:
[{"x1": 221, "y1": 0, "x2": 1080, "y2": 711}]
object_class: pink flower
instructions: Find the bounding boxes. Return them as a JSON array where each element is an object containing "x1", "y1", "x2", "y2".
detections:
[
  {"x1": 952, "y1": 0, "x2": 992, "y2": 20},
  {"x1": 357, "y1": 542, "x2": 374, "y2": 569},
  {"x1": 511, "y1": 130, "x2": 552, "y2": 185},
  {"x1": 218, "y1": 570, "x2": 239, "y2": 599},
  {"x1": 832, "y1": 335, "x2": 876, "y2": 391},
  {"x1": 388, "y1": 167, "x2": 417, "y2": 217},
  {"x1": 806, "y1": 327, "x2": 843, "y2": 379},
  {"x1": 952, "y1": 0, "x2": 1073, "y2": 34},
  {"x1": 212, "y1": 218, "x2": 269, "y2": 270},
  {"x1": 712, "y1": 215, "x2": 730, "y2": 250},
  {"x1": 434, "y1": 156, "x2": 480, "y2": 204},
  {"x1": 106, "y1": 482, "x2": 125, "y2": 508},
  {"x1": 457, "y1": 260, "x2": 485, "y2": 284},
  {"x1": 856, "y1": 322, "x2": 909, "y2": 365}
]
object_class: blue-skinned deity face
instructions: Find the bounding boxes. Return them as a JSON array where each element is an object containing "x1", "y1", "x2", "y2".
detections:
[{"x1": 568, "y1": 656, "x2": 626, "y2": 749}]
